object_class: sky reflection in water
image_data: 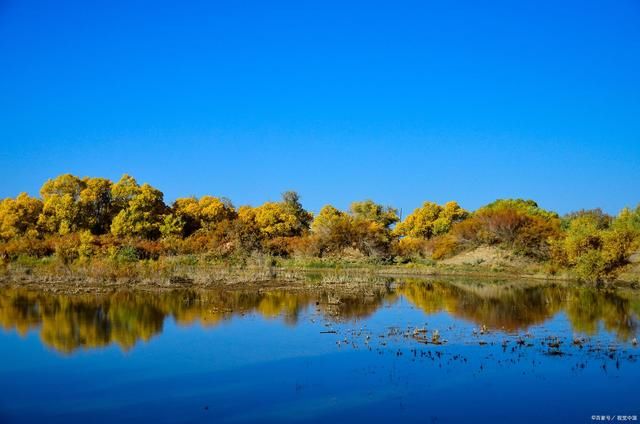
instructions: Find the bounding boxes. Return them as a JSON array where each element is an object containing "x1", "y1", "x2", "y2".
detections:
[{"x1": 0, "y1": 279, "x2": 638, "y2": 423}]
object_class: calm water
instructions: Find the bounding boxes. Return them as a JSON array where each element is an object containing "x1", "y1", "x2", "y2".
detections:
[{"x1": 0, "y1": 278, "x2": 639, "y2": 423}]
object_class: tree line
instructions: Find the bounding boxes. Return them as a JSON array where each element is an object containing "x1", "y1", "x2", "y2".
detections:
[{"x1": 1, "y1": 173, "x2": 639, "y2": 282}]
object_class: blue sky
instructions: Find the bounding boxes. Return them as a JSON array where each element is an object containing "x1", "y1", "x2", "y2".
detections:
[{"x1": 1, "y1": 0, "x2": 639, "y2": 215}]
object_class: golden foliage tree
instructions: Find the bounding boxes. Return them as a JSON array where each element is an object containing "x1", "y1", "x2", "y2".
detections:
[
  {"x1": 554, "y1": 209, "x2": 638, "y2": 282},
  {"x1": 172, "y1": 196, "x2": 236, "y2": 237},
  {"x1": 79, "y1": 177, "x2": 113, "y2": 234},
  {"x1": 395, "y1": 201, "x2": 468, "y2": 239},
  {"x1": 310, "y1": 201, "x2": 399, "y2": 258},
  {"x1": 0, "y1": 193, "x2": 43, "y2": 240},
  {"x1": 350, "y1": 200, "x2": 399, "y2": 228},
  {"x1": 37, "y1": 174, "x2": 85, "y2": 234},
  {"x1": 110, "y1": 176, "x2": 167, "y2": 239},
  {"x1": 239, "y1": 192, "x2": 312, "y2": 239}
]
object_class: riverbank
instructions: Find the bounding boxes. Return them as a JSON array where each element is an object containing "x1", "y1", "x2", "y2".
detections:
[{"x1": 1, "y1": 254, "x2": 639, "y2": 293}]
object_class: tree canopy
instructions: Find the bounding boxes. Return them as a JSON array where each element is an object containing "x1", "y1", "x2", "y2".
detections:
[{"x1": 1, "y1": 174, "x2": 639, "y2": 283}]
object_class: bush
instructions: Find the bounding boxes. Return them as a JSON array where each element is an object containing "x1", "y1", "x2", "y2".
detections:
[
  {"x1": 392, "y1": 237, "x2": 431, "y2": 259},
  {"x1": 555, "y1": 212, "x2": 638, "y2": 282},
  {"x1": 111, "y1": 245, "x2": 140, "y2": 263},
  {"x1": 447, "y1": 199, "x2": 561, "y2": 260},
  {"x1": 0, "y1": 236, "x2": 54, "y2": 260},
  {"x1": 54, "y1": 235, "x2": 80, "y2": 265},
  {"x1": 431, "y1": 235, "x2": 461, "y2": 260}
]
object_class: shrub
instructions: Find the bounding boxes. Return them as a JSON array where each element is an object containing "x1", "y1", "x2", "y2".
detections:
[
  {"x1": 392, "y1": 237, "x2": 431, "y2": 259},
  {"x1": 431, "y1": 235, "x2": 461, "y2": 260},
  {"x1": 448, "y1": 199, "x2": 561, "y2": 260},
  {"x1": 54, "y1": 234, "x2": 81, "y2": 265},
  {"x1": 112, "y1": 245, "x2": 140, "y2": 263},
  {"x1": 556, "y1": 211, "x2": 638, "y2": 282}
]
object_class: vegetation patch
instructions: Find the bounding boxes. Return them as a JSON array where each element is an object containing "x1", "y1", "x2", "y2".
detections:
[{"x1": 1, "y1": 174, "x2": 639, "y2": 284}]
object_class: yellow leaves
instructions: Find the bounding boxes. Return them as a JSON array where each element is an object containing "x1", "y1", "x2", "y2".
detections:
[
  {"x1": 38, "y1": 193, "x2": 79, "y2": 235},
  {"x1": 311, "y1": 205, "x2": 348, "y2": 236},
  {"x1": 200, "y1": 196, "x2": 234, "y2": 222},
  {"x1": 251, "y1": 202, "x2": 300, "y2": 238},
  {"x1": 78, "y1": 230, "x2": 95, "y2": 259},
  {"x1": 310, "y1": 202, "x2": 397, "y2": 257},
  {"x1": 395, "y1": 201, "x2": 468, "y2": 239},
  {"x1": 2, "y1": 173, "x2": 639, "y2": 282},
  {"x1": 394, "y1": 236, "x2": 430, "y2": 258},
  {"x1": 172, "y1": 195, "x2": 236, "y2": 236},
  {"x1": 110, "y1": 181, "x2": 167, "y2": 239},
  {"x1": 557, "y1": 211, "x2": 639, "y2": 282},
  {"x1": 38, "y1": 175, "x2": 113, "y2": 235},
  {"x1": 0, "y1": 193, "x2": 43, "y2": 240},
  {"x1": 111, "y1": 174, "x2": 140, "y2": 209},
  {"x1": 37, "y1": 175, "x2": 85, "y2": 235},
  {"x1": 40, "y1": 174, "x2": 84, "y2": 201},
  {"x1": 237, "y1": 193, "x2": 311, "y2": 239},
  {"x1": 80, "y1": 177, "x2": 113, "y2": 234},
  {"x1": 350, "y1": 200, "x2": 398, "y2": 228}
]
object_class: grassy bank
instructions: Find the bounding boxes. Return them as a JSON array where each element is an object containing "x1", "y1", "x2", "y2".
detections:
[{"x1": 2, "y1": 252, "x2": 638, "y2": 291}]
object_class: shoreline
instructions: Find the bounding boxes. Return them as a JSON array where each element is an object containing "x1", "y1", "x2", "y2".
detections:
[{"x1": 1, "y1": 262, "x2": 638, "y2": 294}]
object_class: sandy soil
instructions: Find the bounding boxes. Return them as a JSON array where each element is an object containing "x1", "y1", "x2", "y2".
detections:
[{"x1": 439, "y1": 246, "x2": 534, "y2": 268}]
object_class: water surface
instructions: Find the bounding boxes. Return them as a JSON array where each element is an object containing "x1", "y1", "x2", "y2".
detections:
[{"x1": 1, "y1": 278, "x2": 639, "y2": 423}]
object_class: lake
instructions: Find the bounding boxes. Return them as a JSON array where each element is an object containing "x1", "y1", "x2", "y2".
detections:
[{"x1": 0, "y1": 278, "x2": 638, "y2": 423}]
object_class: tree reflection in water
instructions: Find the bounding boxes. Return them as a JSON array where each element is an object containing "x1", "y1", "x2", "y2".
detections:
[{"x1": 0, "y1": 279, "x2": 638, "y2": 353}]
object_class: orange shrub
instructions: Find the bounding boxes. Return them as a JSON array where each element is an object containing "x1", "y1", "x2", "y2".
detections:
[
  {"x1": 431, "y1": 235, "x2": 461, "y2": 260},
  {"x1": 393, "y1": 237, "x2": 431, "y2": 258},
  {"x1": 0, "y1": 236, "x2": 55, "y2": 259},
  {"x1": 448, "y1": 202, "x2": 561, "y2": 260}
]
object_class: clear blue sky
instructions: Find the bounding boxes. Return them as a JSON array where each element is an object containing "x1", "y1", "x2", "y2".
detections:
[{"x1": 1, "y1": 0, "x2": 639, "y2": 215}]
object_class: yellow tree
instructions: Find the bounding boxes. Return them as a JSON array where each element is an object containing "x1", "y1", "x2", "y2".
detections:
[
  {"x1": 111, "y1": 174, "x2": 140, "y2": 211},
  {"x1": 281, "y1": 191, "x2": 313, "y2": 234},
  {"x1": 110, "y1": 177, "x2": 167, "y2": 239},
  {"x1": 250, "y1": 202, "x2": 300, "y2": 238},
  {"x1": 310, "y1": 205, "x2": 353, "y2": 255},
  {"x1": 172, "y1": 196, "x2": 236, "y2": 236},
  {"x1": 349, "y1": 200, "x2": 399, "y2": 257},
  {"x1": 37, "y1": 174, "x2": 85, "y2": 234},
  {"x1": 350, "y1": 200, "x2": 399, "y2": 228},
  {"x1": 557, "y1": 209, "x2": 637, "y2": 282},
  {"x1": 395, "y1": 201, "x2": 468, "y2": 239},
  {"x1": 309, "y1": 201, "x2": 398, "y2": 257},
  {"x1": 239, "y1": 192, "x2": 312, "y2": 239},
  {"x1": 0, "y1": 193, "x2": 43, "y2": 240},
  {"x1": 79, "y1": 177, "x2": 113, "y2": 234},
  {"x1": 311, "y1": 205, "x2": 348, "y2": 237}
]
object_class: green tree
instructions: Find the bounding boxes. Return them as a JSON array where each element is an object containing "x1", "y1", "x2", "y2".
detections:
[{"x1": 282, "y1": 191, "x2": 313, "y2": 234}]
